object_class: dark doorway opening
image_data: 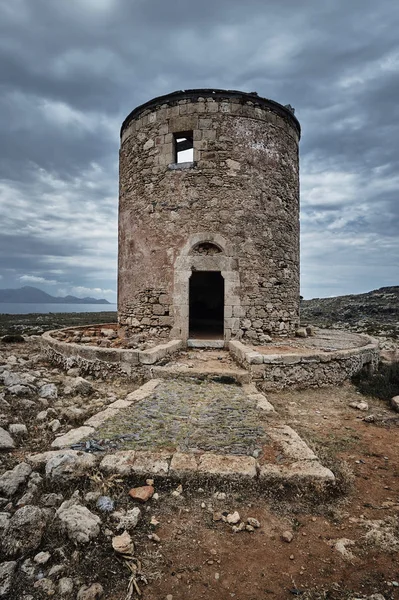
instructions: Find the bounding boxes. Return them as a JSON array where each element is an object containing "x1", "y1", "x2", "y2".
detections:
[{"x1": 189, "y1": 271, "x2": 224, "y2": 338}]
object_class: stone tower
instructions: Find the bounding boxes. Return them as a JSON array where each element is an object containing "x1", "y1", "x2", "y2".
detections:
[{"x1": 118, "y1": 89, "x2": 301, "y2": 344}]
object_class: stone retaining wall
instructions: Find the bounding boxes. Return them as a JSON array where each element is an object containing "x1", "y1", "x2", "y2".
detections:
[
  {"x1": 229, "y1": 337, "x2": 379, "y2": 390},
  {"x1": 40, "y1": 328, "x2": 183, "y2": 379}
]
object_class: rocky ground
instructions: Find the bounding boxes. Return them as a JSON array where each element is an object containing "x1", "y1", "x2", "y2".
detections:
[{"x1": 0, "y1": 331, "x2": 399, "y2": 599}]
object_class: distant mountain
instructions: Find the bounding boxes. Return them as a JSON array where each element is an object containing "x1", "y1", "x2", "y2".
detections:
[
  {"x1": 0, "y1": 286, "x2": 111, "y2": 304},
  {"x1": 301, "y1": 286, "x2": 399, "y2": 332}
]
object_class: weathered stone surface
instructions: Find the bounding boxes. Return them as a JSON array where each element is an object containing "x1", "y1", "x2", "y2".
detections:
[
  {"x1": 39, "y1": 383, "x2": 58, "y2": 400},
  {"x1": 391, "y1": 396, "x2": 399, "y2": 412},
  {"x1": 112, "y1": 531, "x2": 134, "y2": 555},
  {"x1": 170, "y1": 452, "x2": 198, "y2": 475},
  {"x1": 99, "y1": 451, "x2": 136, "y2": 475},
  {"x1": 267, "y1": 426, "x2": 318, "y2": 461},
  {"x1": 51, "y1": 426, "x2": 95, "y2": 448},
  {"x1": 84, "y1": 407, "x2": 120, "y2": 428},
  {"x1": 76, "y1": 583, "x2": 104, "y2": 600},
  {"x1": 0, "y1": 427, "x2": 15, "y2": 450},
  {"x1": 8, "y1": 423, "x2": 27, "y2": 437},
  {"x1": 259, "y1": 460, "x2": 335, "y2": 483},
  {"x1": 129, "y1": 485, "x2": 154, "y2": 502},
  {"x1": 45, "y1": 451, "x2": 98, "y2": 481},
  {"x1": 0, "y1": 561, "x2": 17, "y2": 598},
  {"x1": 114, "y1": 507, "x2": 141, "y2": 531},
  {"x1": 64, "y1": 377, "x2": 93, "y2": 396},
  {"x1": 119, "y1": 90, "x2": 300, "y2": 342},
  {"x1": 58, "y1": 577, "x2": 74, "y2": 596},
  {"x1": 0, "y1": 462, "x2": 32, "y2": 496},
  {"x1": 198, "y1": 453, "x2": 257, "y2": 478},
  {"x1": 56, "y1": 502, "x2": 101, "y2": 544},
  {"x1": 2, "y1": 505, "x2": 47, "y2": 556},
  {"x1": 132, "y1": 451, "x2": 171, "y2": 476}
]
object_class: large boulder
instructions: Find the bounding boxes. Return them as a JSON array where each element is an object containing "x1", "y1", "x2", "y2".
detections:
[
  {"x1": 0, "y1": 463, "x2": 32, "y2": 496},
  {"x1": 1, "y1": 505, "x2": 47, "y2": 556}
]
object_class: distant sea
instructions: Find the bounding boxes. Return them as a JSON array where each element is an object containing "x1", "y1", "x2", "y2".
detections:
[{"x1": 0, "y1": 303, "x2": 117, "y2": 315}]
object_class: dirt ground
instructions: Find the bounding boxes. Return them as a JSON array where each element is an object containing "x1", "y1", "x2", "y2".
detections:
[{"x1": 1, "y1": 338, "x2": 399, "y2": 600}]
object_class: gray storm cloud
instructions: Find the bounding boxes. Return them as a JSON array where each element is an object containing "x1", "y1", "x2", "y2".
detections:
[{"x1": 0, "y1": 0, "x2": 398, "y2": 300}]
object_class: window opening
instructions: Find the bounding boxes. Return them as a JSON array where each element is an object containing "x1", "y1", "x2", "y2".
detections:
[{"x1": 174, "y1": 131, "x2": 194, "y2": 163}]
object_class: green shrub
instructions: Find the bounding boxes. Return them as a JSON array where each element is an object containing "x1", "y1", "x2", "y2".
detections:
[{"x1": 352, "y1": 361, "x2": 399, "y2": 400}]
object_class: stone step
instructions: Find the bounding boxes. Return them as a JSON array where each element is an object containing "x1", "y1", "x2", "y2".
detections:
[{"x1": 147, "y1": 365, "x2": 250, "y2": 384}]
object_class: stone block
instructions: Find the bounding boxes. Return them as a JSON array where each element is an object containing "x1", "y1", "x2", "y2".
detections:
[
  {"x1": 198, "y1": 453, "x2": 257, "y2": 478},
  {"x1": 100, "y1": 451, "x2": 136, "y2": 475},
  {"x1": 84, "y1": 408, "x2": 120, "y2": 429},
  {"x1": 170, "y1": 452, "x2": 198, "y2": 475},
  {"x1": 131, "y1": 451, "x2": 171, "y2": 476},
  {"x1": 268, "y1": 426, "x2": 317, "y2": 461},
  {"x1": 51, "y1": 426, "x2": 95, "y2": 449}
]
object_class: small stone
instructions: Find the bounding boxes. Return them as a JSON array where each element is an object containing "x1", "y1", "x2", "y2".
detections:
[
  {"x1": 295, "y1": 328, "x2": 307, "y2": 338},
  {"x1": 0, "y1": 462, "x2": 32, "y2": 496},
  {"x1": 213, "y1": 511, "x2": 223, "y2": 522},
  {"x1": 166, "y1": 595, "x2": 173, "y2": 600},
  {"x1": 226, "y1": 511, "x2": 240, "y2": 525},
  {"x1": 282, "y1": 530, "x2": 294, "y2": 543},
  {"x1": 0, "y1": 427, "x2": 15, "y2": 450},
  {"x1": 39, "y1": 384, "x2": 58, "y2": 400},
  {"x1": 129, "y1": 485, "x2": 154, "y2": 503},
  {"x1": 115, "y1": 507, "x2": 141, "y2": 531},
  {"x1": 349, "y1": 401, "x2": 369, "y2": 411},
  {"x1": 153, "y1": 493, "x2": 159, "y2": 500},
  {"x1": 34, "y1": 551, "x2": 51, "y2": 565},
  {"x1": 112, "y1": 531, "x2": 134, "y2": 555},
  {"x1": 0, "y1": 561, "x2": 17, "y2": 597},
  {"x1": 247, "y1": 517, "x2": 260, "y2": 528},
  {"x1": 246, "y1": 525, "x2": 255, "y2": 532},
  {"x1": 8, "y1": 423, "x2": 28, "y2": 437},
  {"x1": 58, "y1": 577, "x2": 74, "y2": 596},
  {"x1": 232, "y1": 522, "x2": 246, "y2": 533},
  {"x1": 76, "y1": 583, "x2": 104, "y2": 600},
  {"x1": 289, "y1": 554, "x2": 295, "y2": 560},
  {"x1": 150, "y1": 516, "x2": 159, "y2": 527},
  {"x1": 34, "y1": 577, "x2": 56, "y2": 595},
  {"x1": 49, "y1": 419, "x2": 61, "y2": 432},
  {"x1": 56, "y1": 502, "x2": 101, "y2": 544},
  {"x1": 390, "y1": 396, "x2": 399, "y2": 412},
  {"x1": 214, "y1": 572, "x2": 220, "y2": 580},
  {"x1": 201, "y1": 502, "x2": 206, "y2": 509},
  {"x1": 146, "y1": 479, "x2": 154, "y2": 486},
  {"x1": 148, "y1": 533, "x2": 160, "y2": 543},
  {"x1": 213, "y1": 492, "x2": 226, "y2": 500},
  {"x1": 96, "y1": 496, "x2": 114, "y2": 512}
]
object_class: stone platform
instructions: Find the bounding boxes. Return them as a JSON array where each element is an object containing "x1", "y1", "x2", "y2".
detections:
[
  {"x1": 43, "y1": 378, "x2": 334, "y2": 491},
  {"x1": 41, "y1": 325, "x2": 379, "y2": 390}
]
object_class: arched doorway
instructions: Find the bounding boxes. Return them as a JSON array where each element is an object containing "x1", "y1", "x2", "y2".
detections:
[{"x1": 189, "y1": 271, "x2": 224, "y2": 338}]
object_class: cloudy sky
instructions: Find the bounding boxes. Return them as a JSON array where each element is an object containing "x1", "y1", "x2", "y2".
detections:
[{"x1": 0, "y1": 0, "x2": 398, "y2": 301}]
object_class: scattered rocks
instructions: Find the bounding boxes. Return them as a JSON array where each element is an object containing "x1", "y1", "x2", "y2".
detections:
[
  {"x1": 112, "y1": 531, "x2": 134, "y2": 555},
  {"x1": 0, "y1": 462, "x2": 32, "y2": 496},
  {"x1": 56, "y1": 501, "x2": 101, "y2": 544},
  {"x1": 129, "y1": 485, "x2": 154, "y2": 503},
  {"x1": 0, "y1": 427, "x2": 15, "y2": 450}
]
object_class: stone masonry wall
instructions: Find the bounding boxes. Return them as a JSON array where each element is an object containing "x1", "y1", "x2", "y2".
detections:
[{"x1": 119, "y1": 90, "x2": 301, "y2": 342}]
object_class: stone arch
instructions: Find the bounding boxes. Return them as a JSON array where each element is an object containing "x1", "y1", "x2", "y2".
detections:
[{"x1": 171, "y1": 233, "x2": 241, "y2": 342}]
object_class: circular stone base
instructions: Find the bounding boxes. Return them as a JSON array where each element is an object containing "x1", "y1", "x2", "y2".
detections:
[{"x1": 41, "y1": 325, "x2": 379, "y2": 389}]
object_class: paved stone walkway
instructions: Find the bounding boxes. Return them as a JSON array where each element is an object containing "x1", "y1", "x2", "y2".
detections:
[{"x1": 91, "y1": 379, "x2": 268, "y2": 456}]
